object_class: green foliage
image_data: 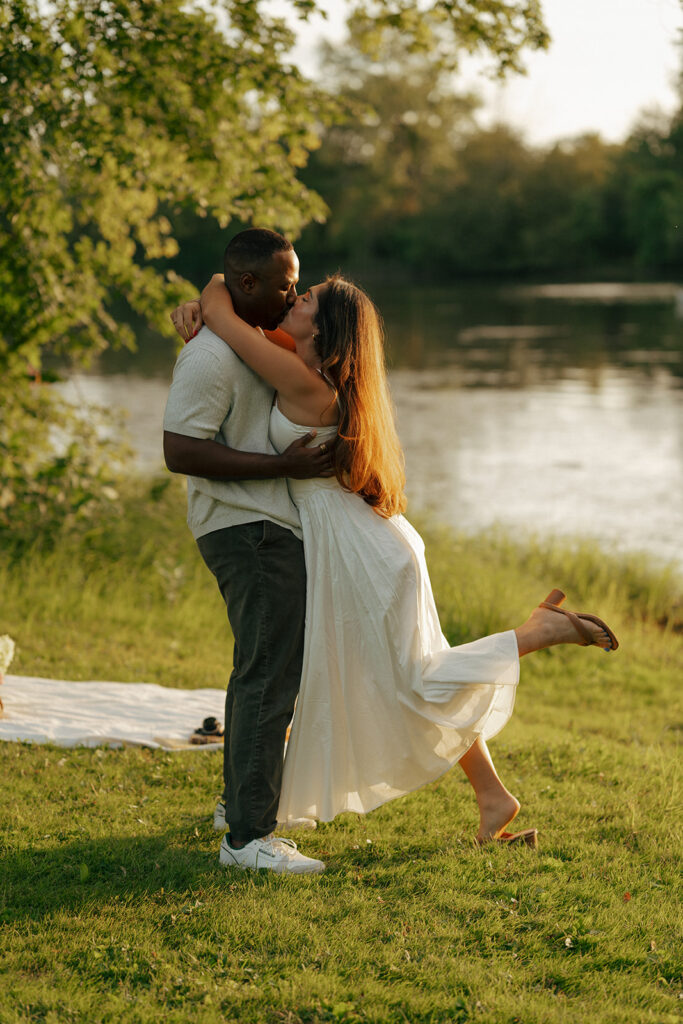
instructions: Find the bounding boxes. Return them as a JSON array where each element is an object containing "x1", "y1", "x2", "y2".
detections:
[
  {"x1": 297, "y1": 29, "x2": 481, "y2": 269},
  {"x1": 2, "y1": 477, "x2": 680, "y2": 685},
  {"x1": 1, "y1": 0, "x2": 343, "y2": 541},
  {"x1": 616, "y1": 109, "x2": 683, "y2": 267},
  {"x1": 0, "y1": 0, "x2": 549, "y2": 541},
  {"x1": 0, "y1": 0, "x2": 343, "y2": 381},
  {"x1": 295, "y1": 32, "x2": 683, "y2": 278},
  {"x1": 349, "y1": 0, "x2": 550, "y2": 76},
  {"x1": 0, "y1": 381, "x2": 128, "y2": 554},
  {"x1": 1, "y1": 0, "x2": 549, "y2": 380}
]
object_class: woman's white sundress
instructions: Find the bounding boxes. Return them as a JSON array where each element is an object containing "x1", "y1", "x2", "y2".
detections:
[{"x1": 269, "y1": 403, "x2": 520, "y2": 827}]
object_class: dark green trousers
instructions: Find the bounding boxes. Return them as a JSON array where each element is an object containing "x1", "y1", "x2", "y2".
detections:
[{"x1": 197, "y1": 520, "x2": 306, "y2": 842}]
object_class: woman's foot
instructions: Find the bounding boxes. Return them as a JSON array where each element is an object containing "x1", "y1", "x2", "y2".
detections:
[
  {"x1": 515, "y1": 591, "x2": 615, "y2": 656},
  {"x1": 475, "y1": 791, "x2": 521, "y2": 843}
]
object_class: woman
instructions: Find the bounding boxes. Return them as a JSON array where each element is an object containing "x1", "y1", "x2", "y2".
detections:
[{"x1": 176, "y1": 274, "x2": 618, "y2": 845}]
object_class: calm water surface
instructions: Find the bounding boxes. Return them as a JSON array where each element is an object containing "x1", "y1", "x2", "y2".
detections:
[{"x1": 58, "y1": 281, "x2": 683, "y2": 568}]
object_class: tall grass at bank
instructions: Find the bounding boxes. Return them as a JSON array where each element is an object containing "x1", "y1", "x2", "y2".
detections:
[
  {"x1": 2, "y1": 476, "x2": 680, "y2": 692},
  {"x1": 1, "y1": 477, "x2": 681, "y2": 1023}
]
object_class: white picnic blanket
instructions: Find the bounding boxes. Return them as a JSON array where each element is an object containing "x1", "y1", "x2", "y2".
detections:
[{"x1": 0, "y1": 675, "x2": 226, "y2": 750}]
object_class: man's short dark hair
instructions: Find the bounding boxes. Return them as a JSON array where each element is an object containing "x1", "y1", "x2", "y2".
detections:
[{"x1": 224, "y1": 228, "x2": 293, "y2": 278}]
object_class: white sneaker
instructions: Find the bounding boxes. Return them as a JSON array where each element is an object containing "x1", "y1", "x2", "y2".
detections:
[
  {"x1": 213, "y1": 800, "x2": 316, "y2": 833},
  {"x1": 219, "y1": 834, "x2": 325, "y2": 874},
  {"x1": 213, "y1": 801, "x2": 228, "y2": 831}
]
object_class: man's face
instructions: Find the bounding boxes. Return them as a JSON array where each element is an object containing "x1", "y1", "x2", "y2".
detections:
[{"x1": 247, "y1": 250, "x2": 300, "y2": 330}]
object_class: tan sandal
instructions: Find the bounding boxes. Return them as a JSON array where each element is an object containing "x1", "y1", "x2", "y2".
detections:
[
  {"x1": 477, "y1": 828, "x2": 539, "y2": 849},
  {"x1": 497, "y1": 828, "x2": 538, "y2": 848},
  {"x1": 540, "y1": 589, "x2": 619, "y2": 651}
]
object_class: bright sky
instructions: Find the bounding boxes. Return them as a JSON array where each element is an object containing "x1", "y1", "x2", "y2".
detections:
[{"x1": 278, "y1": 0, "x2": 683, "y2": 146}]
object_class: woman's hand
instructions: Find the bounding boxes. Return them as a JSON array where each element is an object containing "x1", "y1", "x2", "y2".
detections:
[{"x1": 170, "y1": 299, "x2": 203, "y2": 341}]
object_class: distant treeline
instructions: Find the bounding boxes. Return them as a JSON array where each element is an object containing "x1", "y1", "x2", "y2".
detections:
[
  {"x1": 171, "y1": 51, "x2": 683, "y2": 285},
  {"x1": 298, "y1": 125, "x2": 683, "y2": 279}
]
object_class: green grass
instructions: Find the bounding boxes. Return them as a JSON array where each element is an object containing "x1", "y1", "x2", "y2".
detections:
[{"x1": 1, "y1": 477, "x2": 682, "y2": 1023}]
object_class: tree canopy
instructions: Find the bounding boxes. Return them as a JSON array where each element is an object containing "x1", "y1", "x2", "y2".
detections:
[
  {"x1": 294, "y1": 29, "x2": 683, "y2": 278},
  {"x1": 1, "y1": 0, "x2": 335, "y2": 375},
  {"x1": 0, "y1": 0, "x2": 549, "y2": 541},
  {"x1": 1, "y1": 0, "x2": 549, "y2": 377}
]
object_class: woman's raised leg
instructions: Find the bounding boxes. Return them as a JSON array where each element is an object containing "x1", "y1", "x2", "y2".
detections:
[{"x1": 459, "y1": 590, "x2": 617, "y2": 843}]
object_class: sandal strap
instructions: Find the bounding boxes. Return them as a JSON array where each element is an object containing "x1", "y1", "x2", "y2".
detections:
[{"x1": 539, "y1": 601, "x2": 596, "y2": 646}]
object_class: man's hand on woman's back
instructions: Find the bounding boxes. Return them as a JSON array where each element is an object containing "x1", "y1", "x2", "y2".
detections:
[{"x1": 281, "y1": 432, "x2": 336, "y2": 479}]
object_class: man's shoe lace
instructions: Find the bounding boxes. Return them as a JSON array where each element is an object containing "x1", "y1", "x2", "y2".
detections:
[{"x1": 261, "y1": 835, "x2": 298, "y2": 858}]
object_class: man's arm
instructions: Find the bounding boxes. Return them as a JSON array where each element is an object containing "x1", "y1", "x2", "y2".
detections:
[
  {"x1": 163, "y1": 333, "x2": 335, "y2": 480},
  {"x1": 163, "y1": 430, "x2": 334, "y2": 480}
]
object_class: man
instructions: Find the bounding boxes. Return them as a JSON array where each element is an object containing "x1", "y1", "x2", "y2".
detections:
[{"x1": 163, "y1": 228, "x2": 329, "y2": 874}]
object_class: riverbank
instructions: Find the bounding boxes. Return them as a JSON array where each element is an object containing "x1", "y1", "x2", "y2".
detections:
[
  {"x1": 2, "y1": 476, "x2": 680, "y2": 685},
  {"x1": 1, "y1": 478, "x2": 681, "y2": 1023},
  {"x1": 54, "y1": 273, "x2": 683, "y2": 572}
]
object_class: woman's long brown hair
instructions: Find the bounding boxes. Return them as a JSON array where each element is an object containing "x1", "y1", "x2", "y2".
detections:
[{"x1": 314, "y1": 276, "x2": 406, "y2": 518}]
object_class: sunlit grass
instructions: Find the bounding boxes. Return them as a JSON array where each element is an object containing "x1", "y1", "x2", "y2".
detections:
[
  {"x1": 1, "y1": 476, "x2": 681, "y2": 1023},
  {"x1": 2, "y1": 479, "x2": 231, "y2": 689}
]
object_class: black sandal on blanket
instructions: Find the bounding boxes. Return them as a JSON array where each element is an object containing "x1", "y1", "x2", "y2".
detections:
[{"x1": 190, "y1": 716, "x2": 225, "y2": 745}]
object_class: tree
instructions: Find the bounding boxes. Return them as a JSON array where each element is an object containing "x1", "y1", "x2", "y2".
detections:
[
  {"x1": 1, "y1": 0, "x2": 549, "y2": 376},
  {"x1": 0, "y1": 0, "x2": 333, "y2": 541},
  {"x1": 615, "y1": 110, "x2": 683, "y2": 268},
  {"x1": 0, "y1": 0, "x2": 340, "y2": 379},
  {"x1": 297, "y1": 30, "x2": 481, "y2": 270},
  {"x1": 347, "y1": 0, "x2": 548, "y2": 76},
  {"x1": 0, "y1": 0, "x2": 548, "y2": 542}
]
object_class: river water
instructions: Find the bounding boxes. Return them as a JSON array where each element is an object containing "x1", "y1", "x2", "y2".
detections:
[{"x1": 58, "y1": 281, "x2": 683, "y2": 569}]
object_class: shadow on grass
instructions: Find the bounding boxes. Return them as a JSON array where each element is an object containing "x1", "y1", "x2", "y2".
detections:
[
  {"x1": 3, "y1": 812, "x2": 645, "y2": 927},
  {"x1": 0, "y1": 826, "x2": 495, "y2": 924},
  {"x1": 0, "y1": 826, "x2": 268, "y2": 924}
]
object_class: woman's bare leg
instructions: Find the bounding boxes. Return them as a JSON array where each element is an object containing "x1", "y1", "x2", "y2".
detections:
[
  {"x1": 459, "y1": 597, "x2": 614, "y2": 840},
  {"x1": 459, "y1": 737, "x2": 520, "y2": 841}
]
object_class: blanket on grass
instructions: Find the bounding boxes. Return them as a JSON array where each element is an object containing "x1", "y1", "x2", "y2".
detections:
[{"x1": 0, "y1": 675, "x2": 226, "y2": 750}]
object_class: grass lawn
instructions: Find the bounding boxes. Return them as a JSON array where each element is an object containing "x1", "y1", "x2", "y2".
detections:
[{"x1": 1, "y1": 478, "x2": 681, "y2": 1023}]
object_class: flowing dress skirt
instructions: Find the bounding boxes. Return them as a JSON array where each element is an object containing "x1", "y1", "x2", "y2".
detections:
[{"x1": 269, "y1": 405, "x2": 520, "y2": 827}]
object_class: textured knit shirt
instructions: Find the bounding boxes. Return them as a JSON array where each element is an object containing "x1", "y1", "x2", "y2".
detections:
[{"x1": 163, "y1": 327, "x2": 302, "y2": 540}]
